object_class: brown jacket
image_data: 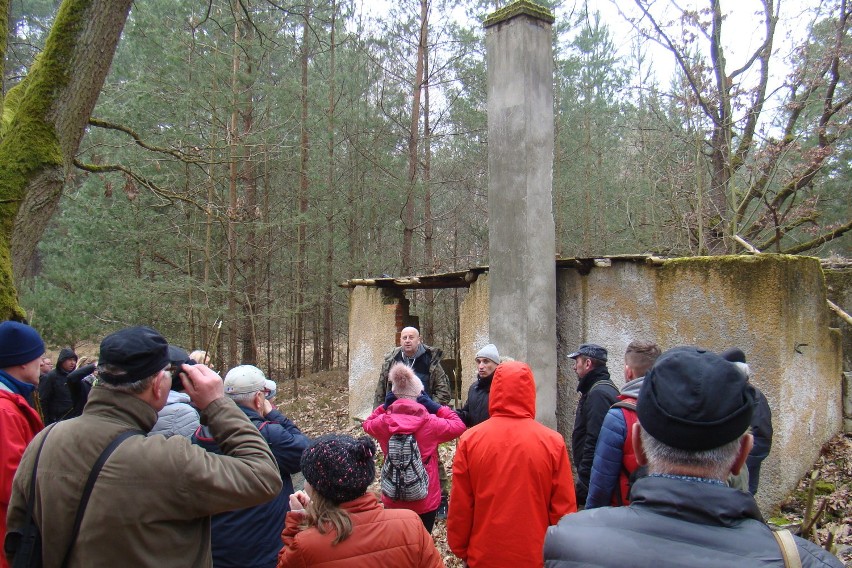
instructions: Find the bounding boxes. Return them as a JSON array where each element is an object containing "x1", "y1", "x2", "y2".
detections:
[
  {"x1": 7, "y1": 386, "x2": 282, "y2": 568},
  {"x1": 277, "y1": 493, "x2": 444, "y2": 567}
]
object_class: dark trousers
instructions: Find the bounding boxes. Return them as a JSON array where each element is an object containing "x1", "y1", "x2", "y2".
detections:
[{"x1": 419, "y1": 509, "x2": 438, "y2": 533}]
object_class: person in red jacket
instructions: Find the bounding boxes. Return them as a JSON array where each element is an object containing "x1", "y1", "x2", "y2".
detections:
[
  {"x1": 363, "y1": 363, "x2": 466, "y2": 532},
  {"x1": 0, "y1": 321, "x2": 45, "y2": 568},
  {"x1": 278, "y1": 434, "x2": 444, "y2": 568},
  {"x1": 448, "y1": 360, "x2": 577, "y2": 567}
]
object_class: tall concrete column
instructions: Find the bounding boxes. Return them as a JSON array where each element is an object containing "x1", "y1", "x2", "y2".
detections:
[{"x1": 485, "y1": 2, "x2": 557, "y2": 428}]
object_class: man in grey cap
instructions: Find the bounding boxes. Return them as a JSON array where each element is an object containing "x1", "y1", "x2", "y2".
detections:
[
  {"x1": 568, "y1": 343, "x2": 617, "y2": 507},
  {"x1": 544, "y1": 346, "x2": 843, "y2": 567},
  {"x1": 455, "y1": 343, "x2": 500, "y2": 428},
  {"x1": 6, "y1": 326, "x2": 282, "y2": 568}
]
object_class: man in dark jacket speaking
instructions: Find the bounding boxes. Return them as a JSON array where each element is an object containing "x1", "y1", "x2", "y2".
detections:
[{"x1": 544, "y1": 346, "x2": 843, "y2": 568}]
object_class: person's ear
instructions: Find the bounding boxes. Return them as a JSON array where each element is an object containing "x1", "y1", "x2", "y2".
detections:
[
  {"x1": 632, "y1": 422, "x2": 648, "y2": 466},
  {"x1": 730, "y1": 433, "x2": 753, "y2": 475}
]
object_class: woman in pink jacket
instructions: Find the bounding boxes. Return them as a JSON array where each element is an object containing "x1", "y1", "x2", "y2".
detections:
[{"x1": 363, "y1": 362, "x2": 465, "y2": 532}]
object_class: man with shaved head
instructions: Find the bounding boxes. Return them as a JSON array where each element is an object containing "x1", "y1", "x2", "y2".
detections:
[{"x1": 373, "y1": 326, "x2": 451, "y2": 407}]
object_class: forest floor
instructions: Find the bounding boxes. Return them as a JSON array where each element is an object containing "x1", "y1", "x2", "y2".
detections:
[{"x1": 277, "y1": 369, "x2": 852, "y2": 567}]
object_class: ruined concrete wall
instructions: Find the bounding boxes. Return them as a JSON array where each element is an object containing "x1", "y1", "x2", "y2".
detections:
[
  {"x1": 825, "y1": 269, "x2": 852, "y2": 432},
  {"x1": 556, "y1": 254, "x2": 842, "y2": 511},
  {"x1": 459, "y1": 274, "x2": 490, "y2": 402},
  {"x1": 348, "y1": 287, "x2": 407, "y2": 420}
]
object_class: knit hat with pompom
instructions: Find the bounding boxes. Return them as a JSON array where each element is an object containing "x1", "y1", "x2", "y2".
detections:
[
  {"x1": 389, "y1": 362, "x2": 424, "y2": 398},
  {"x1": 300, "y1": 434, "x2": 376, "y2": 504}
]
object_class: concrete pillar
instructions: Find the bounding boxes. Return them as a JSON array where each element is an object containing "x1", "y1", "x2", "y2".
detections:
[{"x1": 485, "y1": 2, "x2": 557, "y2": 428}]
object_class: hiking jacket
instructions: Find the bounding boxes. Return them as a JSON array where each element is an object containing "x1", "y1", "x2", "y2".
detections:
[
  {"x1": 585, "y1": 376, "x2": 644, "y2": 508},
  {"x1": 544, "y1": 475, "x2": 843, "y2": 568},
  {"x1": 373, "y1": 344, "x2": 452, "y2": 406},
  {"x1": 454, "y1": 373, "x2": 493, "y2": 427},
  {"x1": 572, "y1": 365, "x2": 617, "y2": 505},
  {"x1": 193, "y1": 406, "x2": 310, "y2": 568},
  {"x1": 0, "y1": 373, "x2": 43, "y2": 568},
  {"x1": 149, "y1": 390, "x2": 200, "y2": 439},
  {"x1": 363, "y1": 398, "x2": 465, "y2": 514},
  {"x1": 6, "y1": 386, "x2": 282, "y2": 568},
  {"x1": 277, "y1": 493, "x2": 445, "y2": 567},
  {"x1": 448, "y1": 361, "x2": 576, "y2": 568},
  {"x1": 38, "y1": 348, "x2": 77, "y2": 424}
]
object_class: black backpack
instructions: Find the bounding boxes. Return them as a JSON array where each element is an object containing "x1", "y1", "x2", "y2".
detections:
[{"x1": 380, "y1": 433, "x2": 429, "y2": 501}]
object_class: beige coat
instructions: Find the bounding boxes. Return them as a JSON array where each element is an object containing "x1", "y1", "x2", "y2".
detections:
[{"x1": 7, "y1": 386, "x2": 282, "y2": 568}]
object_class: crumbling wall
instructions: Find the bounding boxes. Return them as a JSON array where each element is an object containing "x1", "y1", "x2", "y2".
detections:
[
  {"x1": 825, "y1": 268, "x2": 852, "y2": 432},
  {"x1": 556, "y1": 254, "x2": 842, "y2": 511},
  {"x1": 459, "y1": 274, "x2": 490, "y2": 401},
  {"x1": 348, "y1": 287, "x2": 408, "y2": 420}
]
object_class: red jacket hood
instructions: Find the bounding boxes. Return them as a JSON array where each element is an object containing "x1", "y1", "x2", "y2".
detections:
[{"x1": 488, "y1": 360, "x2": 536, "y2": 419}]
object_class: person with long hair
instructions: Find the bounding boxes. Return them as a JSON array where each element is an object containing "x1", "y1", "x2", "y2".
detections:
[{"x1": 277, "y1": 434, "x2": 444, "y2": 567}]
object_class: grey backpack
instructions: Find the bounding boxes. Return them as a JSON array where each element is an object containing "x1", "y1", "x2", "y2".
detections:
[{"x1": 380, "y1": 433, "x2": 429, "y2": 501}]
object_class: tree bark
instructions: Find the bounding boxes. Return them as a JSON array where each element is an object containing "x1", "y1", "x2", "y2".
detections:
[{"x1": 0, "y1": 0, "x2": 133, "y2": 320}]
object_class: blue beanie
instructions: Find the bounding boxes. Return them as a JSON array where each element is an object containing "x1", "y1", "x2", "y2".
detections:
[{"x1": 0, "y1": 321, "x2": 45, "y2": 368}]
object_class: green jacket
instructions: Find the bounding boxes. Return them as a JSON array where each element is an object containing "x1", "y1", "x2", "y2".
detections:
[
  {"x1": 7, "y1": 386, "x2": 282, "y2": 568},
  {"x1": 373, "y1": 344, "x2": 451, "y2": 407}
]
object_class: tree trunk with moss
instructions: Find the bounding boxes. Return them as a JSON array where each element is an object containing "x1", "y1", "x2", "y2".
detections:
[{"x1": 0, "y1": 0, "x2": 132, "y2": 320}]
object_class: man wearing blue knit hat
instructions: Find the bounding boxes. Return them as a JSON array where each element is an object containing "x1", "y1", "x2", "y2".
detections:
[{"x1": 0, "y1": 320, "x2": 46, "y2": 561}]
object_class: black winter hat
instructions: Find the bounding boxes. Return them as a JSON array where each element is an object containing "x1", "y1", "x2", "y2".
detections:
[
  {"x1": 98, "y1": 326, "x2": 169, "y2": 384},
  {"x1": 637, "y1": 346, "x2": 756, "y2": 452},
  {"x1": 300, "y1": 434, "x2": 376, "y2": 505}
]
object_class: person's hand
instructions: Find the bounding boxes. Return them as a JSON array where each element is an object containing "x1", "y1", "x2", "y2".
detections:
[
  {"x1": 180, "y1": 364, "x2": 224, "y2": 411},
  {"x1": 289, "y1": 490, "x2": 310, "y2": 512},
  {"x1": 383, "y1": 391, "x2": 397, "y2": 409},
  {"x1": 261, "y1": 397, "x2": 275, "y2": 415},
  {"x1": 416, "y1": 392, "x2": 441, "y2": 414}
]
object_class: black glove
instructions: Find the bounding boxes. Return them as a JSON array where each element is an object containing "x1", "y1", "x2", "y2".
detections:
[
  {"x1": 383, "y1": 391, "x2": 397, "y2": 409},
  {"x1": 417, "y1": 392, "x2": 441, "y2": 414}
]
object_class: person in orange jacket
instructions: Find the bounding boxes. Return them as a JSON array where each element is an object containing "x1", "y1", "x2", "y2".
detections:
[{"x1": 447, "y1": 360, "x2": 577, "y2": 567}]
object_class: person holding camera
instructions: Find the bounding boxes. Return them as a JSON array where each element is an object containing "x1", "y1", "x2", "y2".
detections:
[{"x1": 6, "y1": 326, "x2": 282, "y2": 568}]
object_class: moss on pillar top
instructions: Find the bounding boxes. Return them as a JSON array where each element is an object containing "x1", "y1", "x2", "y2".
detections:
[{"x1": 483, "y1": 0, "x2": 555, "y2": 28}]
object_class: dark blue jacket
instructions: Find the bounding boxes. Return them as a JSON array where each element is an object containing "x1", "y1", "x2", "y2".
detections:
[
  {"x1": 193, "y1": 406, "x2": 310, "y2": 568},
  {"x1": 585, "y1": 407, "x2": 628, "y2": 508},
  {"x1": 545, "y1": 476, "x2": 843, "y2": 567}
]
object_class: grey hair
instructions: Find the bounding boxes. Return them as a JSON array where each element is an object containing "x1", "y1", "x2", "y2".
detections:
[
  {"x1": 639, "y1": 426, "x2": 744, "y2": 481},
  {"x1": 227, "y1": 391, "x2": 258, "y2": 405},
  {"x1": 97, "y1": 363, "x2": 161, "y2": 395}
]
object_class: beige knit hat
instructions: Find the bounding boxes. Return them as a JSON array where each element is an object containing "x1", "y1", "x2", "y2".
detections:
[{"x1": 389, "y1": 362, "x2": 424, "y2": 398}]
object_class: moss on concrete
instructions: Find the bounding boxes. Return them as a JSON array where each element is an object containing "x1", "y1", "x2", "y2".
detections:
[{"x1": 484, "y1": 0, "x2": 554, "y2": 28}]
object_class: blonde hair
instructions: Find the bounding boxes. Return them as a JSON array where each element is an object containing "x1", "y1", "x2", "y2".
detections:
[
  {"x1": 302, "y1": 490, "x2": 353, "y2": 545},
  {"x1": 189, "y1": 350, "x2": 209, "y2": 365}
]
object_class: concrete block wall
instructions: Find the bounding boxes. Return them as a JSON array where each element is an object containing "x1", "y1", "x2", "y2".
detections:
[
  {"x1": 556, "y1": 254, "x2": 842, "y2": 511},
  {"x1": 348, "y1": 287, "x2": 409, "y2": 420},
  {"x1": 459, "y1": 274, "x2": 491, "y2": 402},
  {"x1": 346, "y1": 254, "x2": 843, "y2": 512}
]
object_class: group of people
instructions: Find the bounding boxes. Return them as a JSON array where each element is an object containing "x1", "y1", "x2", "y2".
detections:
[{"x1": 0, "y1": 320, "x2": 843, "y2": 567}]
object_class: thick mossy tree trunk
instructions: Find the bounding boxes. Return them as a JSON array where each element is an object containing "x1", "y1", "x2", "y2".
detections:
[{"x1": 0, "y1": 0, "x2": 133, "y2": 320}]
